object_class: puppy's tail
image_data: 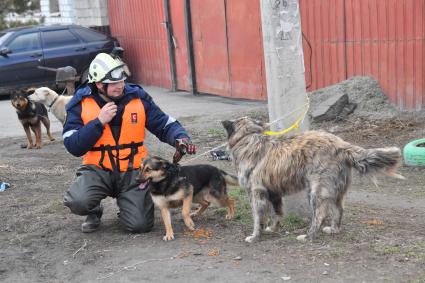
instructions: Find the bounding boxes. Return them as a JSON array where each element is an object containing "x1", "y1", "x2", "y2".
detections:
[
  {"x1": 349, "y1": 146, "x2": 405, "y2": 180},
  {"x1": 220, "y1": 170, "x2": 239, "y2": 186}
]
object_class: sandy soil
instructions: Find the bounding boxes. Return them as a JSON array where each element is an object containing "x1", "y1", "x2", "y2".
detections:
[{"x1": 1, "y1": 80, "x2": 425, "y2": 282}]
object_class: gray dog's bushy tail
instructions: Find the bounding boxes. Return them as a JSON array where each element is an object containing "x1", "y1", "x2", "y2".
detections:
[
  {"x1": 220, "y1": 170, "x2": 239, "y2": 186},
  {"x1": 350, "y1": 146, "x2": 405, "y2": 179}
]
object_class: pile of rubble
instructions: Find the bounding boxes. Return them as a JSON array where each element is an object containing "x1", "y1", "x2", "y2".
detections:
[{"x1": 308, "y1": 76, "x2": 400, "y2": 122}]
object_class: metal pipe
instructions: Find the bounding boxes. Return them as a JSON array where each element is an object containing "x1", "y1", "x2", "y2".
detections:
[
  {"x1": 184, "y1": 0, "x2": 197, "y2": 94},
  {"x1": 164, "y1": 0, "x2": 177, "y2": 91}
]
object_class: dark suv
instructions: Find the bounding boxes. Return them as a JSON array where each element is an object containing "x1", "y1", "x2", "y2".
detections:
[{"x1": 0, "y1": 24, "x2": 119, "y2": 95}]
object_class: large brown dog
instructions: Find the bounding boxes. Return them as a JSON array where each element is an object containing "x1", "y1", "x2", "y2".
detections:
[
  {"x1": 28, "y1": 87, "x2": 72, "y2": 125},
  {"x1": 222, "y1": 117, "x2": 404, "y2": 243},
  {"x1": 136, "y1": 156, "x2": 237, "y2": 241}
]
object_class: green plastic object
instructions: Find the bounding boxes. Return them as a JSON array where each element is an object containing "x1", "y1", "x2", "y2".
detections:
[{"x1": 403, "y1": 138, "x2": 425, "y2": 166}]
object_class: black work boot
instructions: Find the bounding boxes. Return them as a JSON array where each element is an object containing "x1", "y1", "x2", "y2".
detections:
[{"x1": 81, "y1": 207, "x2": 103, "y2": 233}]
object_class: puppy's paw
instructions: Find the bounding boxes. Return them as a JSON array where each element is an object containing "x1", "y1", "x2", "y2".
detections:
[
  {"x1": 163, "y1": 234, "x2": 175, "y2": 241},
  {"x1": 322, "y1": 226, "x2": 340, "y2": 234},
  {"x1": 184, "y1": 218, "x2": 195, "y2": 231},
  {"x1": 296, "y1": 234, "x2": 308, "y2": 242},
  {"x1": 245, "y1": 235, "x2": 259, "y2": 243},
  {"x1": 225, "y1": 214, "x2": 234, "y2": 220}
]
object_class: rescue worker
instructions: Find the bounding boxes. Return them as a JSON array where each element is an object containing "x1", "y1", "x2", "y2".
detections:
[{"x1": 62, "y1": 53, "x2": 196, "y2": 233}]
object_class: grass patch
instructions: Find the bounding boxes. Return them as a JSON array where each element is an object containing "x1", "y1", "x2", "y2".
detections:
[
  {"x1": 410, "y1": 273, "x2": 425, "y2": 283},
  {"x1": 327, "y1": 249, "x2": 347, "y2": 257},
  {"x1": 373, "y1": 242, "x2": 425, "y2": 261},
  {"x1": 225, "y1": 188, "x2": 309, "y2": 231},
  {"x1": 374, "y1": 245, "x2": 402, "y2": 255},
  {"x1": 41, "y1": 198, "x2": 68, "y2": 215},
  {"x1": 207, "y1": 128, "x2": 226, "y2": 138},
  {"x1": 227, "y1": 187, "x2": 253, "y2": 227},
  {"x1": 215, "y1": 207, "x2": 227, "y2": 216},
  {"x1": 340, "y1": 232, "x2": 357, "y2": 242},
  {"x1": 281, "y1": 213, "x2": 308, "y2": 231}
]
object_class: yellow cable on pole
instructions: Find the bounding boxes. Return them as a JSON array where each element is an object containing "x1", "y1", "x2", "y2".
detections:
[{"x1": 263, "y1": 101, "x2": 310, "y2": 136}]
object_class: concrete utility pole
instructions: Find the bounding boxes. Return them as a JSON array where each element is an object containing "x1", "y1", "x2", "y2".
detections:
[{"x1": 260, "y1": 0, "x2": 310, "y2": 217}]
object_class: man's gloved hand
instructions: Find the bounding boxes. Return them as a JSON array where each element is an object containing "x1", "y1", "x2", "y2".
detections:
[{"x1": 173, "y1": 138, "x2": 196, "y2": 164}]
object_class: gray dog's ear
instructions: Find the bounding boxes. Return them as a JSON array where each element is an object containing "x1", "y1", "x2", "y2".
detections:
[
  {"x1": 255, "y1": 119, "x2": 267, "y2": 128},
  {"x1": 221, "y1": 120, "x2": 235, "y2": 137}
]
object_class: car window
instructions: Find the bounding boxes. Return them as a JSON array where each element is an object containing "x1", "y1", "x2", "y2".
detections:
[
  {"x1": 8, "y1": 32, "x2": 41, "y2": 52},
  {"x1": 0, "y1": 32, "x2": 13, "y2": 46},
  {"x1": 72, "y1": 27, "x2": 107, "y2": 42},
  {"x1": 42, "y1": 29, "x2": 81, "y2": 48}
]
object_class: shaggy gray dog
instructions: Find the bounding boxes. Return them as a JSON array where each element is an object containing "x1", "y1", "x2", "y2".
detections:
[{"x1": 222, "y1": 117, "x2": 404, "y2": 243}]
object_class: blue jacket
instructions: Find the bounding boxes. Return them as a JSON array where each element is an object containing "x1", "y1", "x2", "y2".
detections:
[{"x1": 62, "y1": 83, "x2": 190, "y2": 157}]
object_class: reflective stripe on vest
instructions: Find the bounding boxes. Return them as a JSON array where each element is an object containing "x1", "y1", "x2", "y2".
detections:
[{"x1": 80, "y1": 97, "x2": 147, "y2": 171}]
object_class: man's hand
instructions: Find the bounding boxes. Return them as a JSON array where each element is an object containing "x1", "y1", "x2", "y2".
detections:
[
  {"x1": 98, "y1": 102, "x2": 117, "y2": 125},
  {"x1": 173, "y1": 138, "x2": 196, "y2": 163}
]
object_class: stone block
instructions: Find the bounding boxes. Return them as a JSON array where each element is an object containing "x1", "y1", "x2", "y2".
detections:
[{"x1": 311, "y1": 93, "x2": 349, "y2": 122}]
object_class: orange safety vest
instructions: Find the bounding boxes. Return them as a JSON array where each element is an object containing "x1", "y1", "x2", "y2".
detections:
[{"x1": 81, "y1": 97, "x2": 147, "y2": 171}]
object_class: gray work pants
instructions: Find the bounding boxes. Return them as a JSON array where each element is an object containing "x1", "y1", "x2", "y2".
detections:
[{"x1": 64, "y1": 164, "x2": 154, "y2": 233}]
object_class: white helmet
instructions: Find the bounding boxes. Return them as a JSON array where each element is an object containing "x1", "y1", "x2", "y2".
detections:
[{"x1": 88, "y1": 53, "x2": 129, "y2": 83}]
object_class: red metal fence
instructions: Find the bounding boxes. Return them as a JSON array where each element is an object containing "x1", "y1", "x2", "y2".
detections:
[
  {"x1": 300, "y1": 0, "x2": 425, "y2": 110},
  {"x1": 108, "y1": 0, "x2": 266, "y2": 100},
  {"x1": 108, "y1": 0, "x2": 425, "y2": 109},
  {"x1": 108, "y1": 0, "x2": 172, "y2": 88},
  {"x1": 189, "y1": 0, "x2": 266, "y2": 99}
]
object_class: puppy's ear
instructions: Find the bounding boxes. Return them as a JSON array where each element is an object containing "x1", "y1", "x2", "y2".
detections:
[
  {"x1": 161, "y1": 161, "x2": 171, "y2": 170},
  {"x1": 141, "y1": 156, "x2": 150, "y2": 166},
  {"x1": 221, "y1": 120, "x2": 235, "y2": 137},
  {"x1": 25, "y1": 87, "x2": 36, "y2": 96}
]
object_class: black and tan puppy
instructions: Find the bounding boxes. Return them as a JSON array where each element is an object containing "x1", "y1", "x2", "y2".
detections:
[
  {"x1": 136, "y1": 156, "x2": 237, "y2": 241},
  {"x1": 11, "y1": 90, "x2": 55, "y2": 149}
]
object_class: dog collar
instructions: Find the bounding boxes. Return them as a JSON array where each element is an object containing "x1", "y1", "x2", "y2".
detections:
[{"x1": 49, "y1": 95, "x2": 59, "y2": 108}]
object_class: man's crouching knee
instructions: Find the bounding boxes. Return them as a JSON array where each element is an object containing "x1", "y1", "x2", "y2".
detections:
[
  {"x1": 63, "y1": 194, "x2": 92, "y2": 216},
  {"x1": 122, "y1": 218, "x2": 154, "y2": 233}
]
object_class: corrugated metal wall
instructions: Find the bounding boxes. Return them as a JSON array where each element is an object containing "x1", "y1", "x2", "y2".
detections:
[
  {"x1": 222, "y1": 0, "x2": 266, "y2": 99},
  {"x1": 300, "y1": 0, "x2": 425, "y2": 110},
  {"x1": 184, "y1": 0, "x2": 265, "y2": 99},
  {"x1": 169, "y1": 0, "x2": 192, "y2": 92},
  {"x1": 108, "y1": 0, "x2": 172, "y2": 88},
  {"x1": 108, "y1": 0, "x2": 425, "y2": 109}
]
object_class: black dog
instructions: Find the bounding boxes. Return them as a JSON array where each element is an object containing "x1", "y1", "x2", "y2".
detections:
[
  {"x1": 136, "y1": 156, "x2": 238, "y2": 241},
  {"x1": 10, "y1": 90, "x2": 55, "y2": 149}
]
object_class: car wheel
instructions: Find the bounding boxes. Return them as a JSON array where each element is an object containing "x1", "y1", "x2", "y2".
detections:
[{"x1": 403, "y1": 138, "x2": 425, "y2": 166}]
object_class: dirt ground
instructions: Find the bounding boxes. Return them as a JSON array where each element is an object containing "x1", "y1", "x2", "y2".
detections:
[{"x1": 1, "y1": 84, "x2": 425, "y2": 282}]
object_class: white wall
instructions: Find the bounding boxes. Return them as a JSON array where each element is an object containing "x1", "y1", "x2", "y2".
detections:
[
  {"x1": 5, "y1": 11, "x2": 43, "y2": 24},
  {"x1": 74, "y1": 0, "x2": 109, "y2": 27},
  {"x1": 40, "y1": 0, "x2": 108, "y2": 27}
]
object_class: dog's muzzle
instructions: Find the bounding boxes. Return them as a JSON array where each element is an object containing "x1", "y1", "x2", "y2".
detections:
[{"x1": 138, "y1": 179, "x2": 150, "y2": 190}]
